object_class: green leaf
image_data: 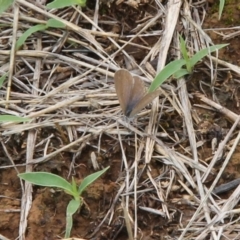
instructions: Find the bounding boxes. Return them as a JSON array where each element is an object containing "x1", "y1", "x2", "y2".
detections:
[
  {"x1": 190, "y1": 44, "x2": 228, "y2": 67},
  {"x1": 148, "y1": 59, "x2": 186, "y2": 92},
  {"x1": 65, "y1": 199, "x2": 81, "y2": 238},
  {"x1": 0, "y1": 115, "x2": 30, "y2": 122},
  {"x1": 179, "y1": 35, "x2": 189, "y2": 63},
  {"x1": 70, "y1": 177, "x2": 79, "y2": 200},
  {"x1": 78, "y1": 166, "x2": 110, "y2": 195},
  {"x1": 0, "y1": 0, "x2": 14, "y2": 15},
  {"x1": 18, "y1": 172, "x2": 74, "y2": 194},
  {"x1": 173, "y1": 69, "x2": 189, "y2": 79},
  {"x1": 179, "y1": 35, "x2": 192, "y2": 72},
  {"x1": 46, "y1": 0, "x2": 86, "y2": 9},
  {"x1": 219, "y1": 0, "x2": 225, "y2": 20},
  {"x1": 46, "y1": 19, "x2": 65, "y2": 28},
  {"x1": 0, "y1": 73, "x2": 7, "y2": 88},
  {"x1": 16, "y1": 24, "x2": 47, "y2": 50}
]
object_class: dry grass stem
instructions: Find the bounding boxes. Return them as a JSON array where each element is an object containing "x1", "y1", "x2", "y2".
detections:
[{"x1": 1, "y1": 0, "x2": 240, "y2": 239}]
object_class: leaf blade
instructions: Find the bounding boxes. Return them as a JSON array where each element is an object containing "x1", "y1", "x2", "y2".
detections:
[
  {"x1": 0, "y1": 0, "x2": 14, "y2": 15},
  {"x1": 78, "y1": 167, "x2": 109, "y2": 195},
  {"x1": 173, "y1": 69, "x2": 190, "y2": 79},
  {"x1": 46, "y1": 0, "x2": 86, "y2": 9},
  {"x1": 219, "y1": 0, "x2": 225, "y2": 20},
  {"x1": 148, "y1": 59, "x2": 186, "y2": 92},
  {"x1": 19, "y1": 172, "x2": 74, "y2": 194},
  {"x1": 46, "y1": 19, "x2": 65, "y2": 28},
  {"x1": 16, "y1": 24, "x2": 47, "y2": 50},
  {"x1": 65, "y1": 199, "x2": 81, "y2": 238},
  {"x1": 0, "y1": 73, "x2": 7, "y2": 88},
  {"x1": 190, "y1": 44, "x2": 228, "y2": 67},
  {"x1": 0, "y1": 115, "x2": 30, "y2": 122}
]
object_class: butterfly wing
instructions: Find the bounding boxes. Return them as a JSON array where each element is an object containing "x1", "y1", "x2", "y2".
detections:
[
  {"x1": 129, "y1": 90, "x2": 161, "y2": 118},
  {"x1": 125, "y1": 76, "x2": 146, "y2": 116},
  {"x1": 114, "y1": 69, "x2": 134, "y2": 116}
]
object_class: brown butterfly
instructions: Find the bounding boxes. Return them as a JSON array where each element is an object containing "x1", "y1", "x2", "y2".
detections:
[{"x1": 114, "y1": 69, "x2": 161, "y2": 118}]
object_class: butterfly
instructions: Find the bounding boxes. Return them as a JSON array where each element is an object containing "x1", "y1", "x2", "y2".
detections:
[{"x1": 114, "y1": 69, "x2": 161, "y2": 118}]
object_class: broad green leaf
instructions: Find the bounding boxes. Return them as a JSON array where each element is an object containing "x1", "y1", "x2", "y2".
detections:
[
  {"x1": 148, "y1": 59, "x2": 186, "y2": 92},
  {"x1": 46, "y1": 19, "x2": 65, "y2": 28},
  {"x1": 0, "y1": 115, "x2": 30, "y2": 122},
  {"x1": 190, "y1": 44, "x2": 228, "y2": 67},
  {"x1": 78, "y1": 166, "x2": 110, "y2": 195},
  {"x1": 173, "y1": 69, "x2": 189, "y2": 79},
  {"x1": 47, "y1": 0, "x2": 86, "y2": 9},
  {"x1": 0, "y1": 0, "x2": 14, "y2": 15},
  {"x1": 219, "y1": 0, "x2": 225, "y2": 20},
  {"x1": 16, "y1": 24, "x2": 47, "y2": 50},
  {"x1": 65, "y1": 199, "x2": 81, "y2": 238},
  {"x1": 0, "y1": 73, "x2": 7, "y2": 88},
  {"x1": 19, "y1": 172, "x2": 74, "y2": 194}
]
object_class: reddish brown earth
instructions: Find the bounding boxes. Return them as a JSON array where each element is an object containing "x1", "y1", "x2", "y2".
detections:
[{"x1": 1, "y1": 1, "x2": 240, "y2": 240}]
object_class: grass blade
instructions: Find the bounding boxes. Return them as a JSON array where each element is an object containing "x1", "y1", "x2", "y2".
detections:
[
  {"x1": 16, "y1": 24, "x2": 47, "y2": 50},
  {"x1": 19, "y1": 172, "x2": 73, "y2": 194},
  {"x1": 219, "y1": 0, "x2": 225, "y2": 20},
  {"x1": 180, "y1": 35, "x2": 189, "y2": 62},
  {"x1": 190, "y1": 44, "x2": 228, "y2": 67},
  {"x1": 46, "y1": 0, "x2": 86, "y2": 9},
  {"x1": 46, "y1": 19, "x2": 65, "y2": 28},
  {"x1": 148, "y1": 59, "x2": 185, "y2": 92},
  {"x1": 0, "y1": 73, "x2": 7, "y2": 88},
  {"x1": 0, "y1": 0, "x2": 14, "y2": 15},
  {"x1": 0, "y1": 115, "x2": 30, "y2": 122},
  {"x1": 173, "y1": 69, "x2": 189, "y2": 79},
  {"x1": 65, "y1": 199, "x2": 81, "y2": 238},
  {"x1": 78, "y1": 166, "x2": 109, "y2": 195}
]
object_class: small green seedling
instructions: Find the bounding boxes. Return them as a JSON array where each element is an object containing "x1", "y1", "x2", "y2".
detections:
[
  {"x1": 18, "y1": 166, "x2": 109, "y2": 238},
  {"x1": 0, "y1": 74, "x2": 30, "y2": 123},
  {"x1": 16, "y1": 0, "x2": 87, "y2": 50},
  {"x1": 46, "y1": 0, "x2": 86, "y2": 9},
  {"x1": 16, "y1": 19, "x2": 66, "y2": 50},
  {"x1": 148, "y1": 37, "x2": 228, "y2": 92},
  {"x1": 174, "y1": 35, "x2": 228, "y2": 79}
]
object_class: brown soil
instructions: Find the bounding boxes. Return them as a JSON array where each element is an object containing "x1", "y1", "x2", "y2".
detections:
[{"x1": 1, "y1": 1, "x2": 240, "y2": 240}]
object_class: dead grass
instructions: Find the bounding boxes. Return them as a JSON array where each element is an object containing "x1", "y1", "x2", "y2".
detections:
[{"x1": 1, "y1": 0, "x2": 240, "y2": 239}]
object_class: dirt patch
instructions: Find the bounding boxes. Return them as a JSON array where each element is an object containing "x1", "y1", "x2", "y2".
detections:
[
  {"x1": 1, "y1": 0, "x2": 240, "y2": 239},
  {"x1": 0, "y1": 168, "x2": 21, "y2": 239}
]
